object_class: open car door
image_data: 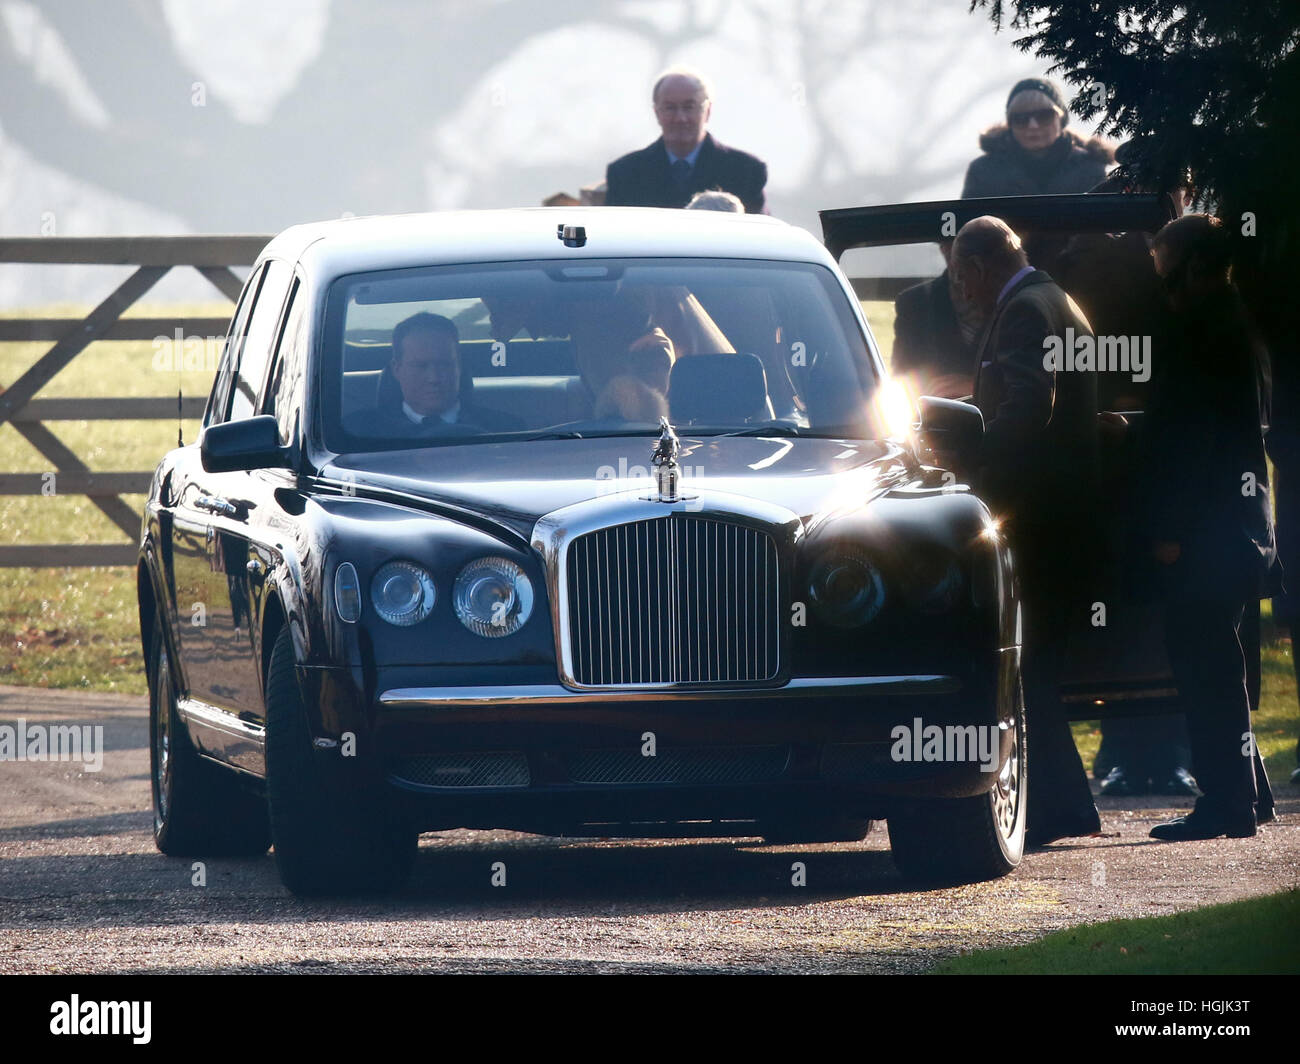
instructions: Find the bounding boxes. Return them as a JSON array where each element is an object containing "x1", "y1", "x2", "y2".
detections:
[{"x1": 818, "y1": 193, "x2": 1240, "y2": 722}]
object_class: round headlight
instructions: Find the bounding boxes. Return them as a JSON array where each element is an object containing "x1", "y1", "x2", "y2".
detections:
[
  {"x1": 808, "y1": 552, "x2": 885, "y2": 628},
  {"x1": 453, "y1": 557, "x2": 534, "y2": 637},
  {"x1": 371, "y1": 561, "x2": 436, "y2": 626}
]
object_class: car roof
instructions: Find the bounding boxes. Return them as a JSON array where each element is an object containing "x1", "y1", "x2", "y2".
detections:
[
  {"x1": 820, "y1": 193, "x2": 1174, "y2": 258},
  {"x1": 261, "y1": 207, "x2": 838, "y2": 278}
]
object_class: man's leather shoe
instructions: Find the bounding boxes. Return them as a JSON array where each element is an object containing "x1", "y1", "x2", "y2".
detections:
[
  {"x1": 1149, "y1": 810, "x2": 1256, "y2": 841},
  {"x1": 1099, "y1": 766, "x2": 1142, "y2": 796},
  {"x1": 1155, "y1": 767, "x2": 1200, "y2": 796},
  {"x1": 1027, "y1": 806, "x2": 1102, "y2": 846}
]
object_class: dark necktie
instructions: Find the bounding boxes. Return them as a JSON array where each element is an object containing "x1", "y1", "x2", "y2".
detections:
[{"x1": 671, "y1": 158, "x2": 692, "y2": 194}]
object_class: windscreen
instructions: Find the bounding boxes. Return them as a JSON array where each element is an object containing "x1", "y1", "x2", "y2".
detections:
[{"x1": 318, "y1": 257, "x2": 879, "y2": 451}]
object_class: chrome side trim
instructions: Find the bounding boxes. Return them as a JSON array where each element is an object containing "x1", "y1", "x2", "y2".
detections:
[
  {"x1": 176, "y1": 697, "x2": 266, "y2": 741},
  {"x1": 379, "y1": 674, "x2": 960, "y2": 707}
]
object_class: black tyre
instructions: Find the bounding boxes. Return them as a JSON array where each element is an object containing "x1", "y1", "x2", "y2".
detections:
[
  {"x1": 149, "y1": 617, "x2": 271, "y2": 857},
  {"x1": 886, "y1": 670, "x2": 1027, "y2": 883},
  {"x1": 264, "y1": 627, "x2": 415, "y2": 896},
  {"x1": 760, "y1": 815, "x2": 877, "y2": 844}
]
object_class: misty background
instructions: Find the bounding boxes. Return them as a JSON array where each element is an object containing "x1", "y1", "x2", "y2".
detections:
[{"x1": 0, "y1": 0, "x2": 1098, "y2": 303}]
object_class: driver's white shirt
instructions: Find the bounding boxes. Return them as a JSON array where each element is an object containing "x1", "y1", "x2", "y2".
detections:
[{"x1": 403, "y1": 400, "x2": 460, "y2": 425}]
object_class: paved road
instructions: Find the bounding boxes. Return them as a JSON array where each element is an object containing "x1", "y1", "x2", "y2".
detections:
[{"x1": 1, "y1": 685, "x2": 1296, "y2": 974}]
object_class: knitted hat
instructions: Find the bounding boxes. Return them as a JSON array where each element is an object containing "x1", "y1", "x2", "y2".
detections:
[{"x1": 1006, "y1": 78, "x2": 1068, "y2": 126}]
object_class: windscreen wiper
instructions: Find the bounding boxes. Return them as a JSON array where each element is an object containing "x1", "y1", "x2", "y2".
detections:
[{"x1": 707, "y1": 424, "x2": 806, "y2": 439}]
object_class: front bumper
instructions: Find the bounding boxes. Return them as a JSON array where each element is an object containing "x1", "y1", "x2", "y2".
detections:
[
  {"x1": 299, "y1": 653, "x2": 1018, "y2": 831},
  {"x1": 379, "y1": 673, "x2": 960, "y2": 706}
]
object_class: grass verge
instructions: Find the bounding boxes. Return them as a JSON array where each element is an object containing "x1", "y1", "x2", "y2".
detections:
[{"x1": 932, "y1": 888, "x2": 1300, "y2": 974}]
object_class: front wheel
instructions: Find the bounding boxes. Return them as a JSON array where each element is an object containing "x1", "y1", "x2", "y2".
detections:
[
  {"x1": 149, "y1": 617, "x2": 271, "y2": 857},
  {"x1": 886, "y1": 670, "x2": 1027, "y2": 883},
  {"x1": 264, "y1": 627, "x2": 415, "y2": 896}
]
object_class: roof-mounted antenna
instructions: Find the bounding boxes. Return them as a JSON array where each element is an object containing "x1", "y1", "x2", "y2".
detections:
[{"x1": 556, "y1": 224, "x2": 587, "y2": 248}]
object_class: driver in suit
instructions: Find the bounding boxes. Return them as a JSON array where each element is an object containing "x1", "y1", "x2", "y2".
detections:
[{"x1": 377, "y1": 312, "x2": 519, "y2": 434}]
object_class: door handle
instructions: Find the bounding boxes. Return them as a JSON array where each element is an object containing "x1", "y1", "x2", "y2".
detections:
[{"x1": 196, "y1": 494, "x2": 239, "y2": 518}]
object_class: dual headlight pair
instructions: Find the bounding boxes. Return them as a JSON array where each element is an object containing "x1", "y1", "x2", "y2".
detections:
[
  {"x1": 333, "y1": 557, "x2": 534, "y2": 637},
  {"x1": 807, "y1": 547, "x2": 963, "y2": 628}
]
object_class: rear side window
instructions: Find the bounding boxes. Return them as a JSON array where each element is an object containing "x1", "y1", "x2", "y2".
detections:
[{"x1": 229, "y1": 260, "x2": 292, "y2": 422}]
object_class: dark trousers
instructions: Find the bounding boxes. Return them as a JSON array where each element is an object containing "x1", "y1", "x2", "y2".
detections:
[
  {"x1": 1096, "y1": 715, "x2": 1191, "y2": 780},
  {"x1": 1017, "y1": 533, "x2": 1098, "y2": 832},
  {"x1": 1163, "y1": 599, "x2": 1258, "y2": 818}
]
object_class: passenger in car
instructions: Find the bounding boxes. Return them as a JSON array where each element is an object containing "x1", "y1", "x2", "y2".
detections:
[
  {"x1": 371, "y1": 311, "x2": 521, "y2": 435},
  {"x1": 594, "y1": 374, "x2": 669, "y2": 421},
  {"x1": 483, "y1": 289, "x2": 676, "y2": 424},
  {"x1": 569, "y1": 296, "x2": 676, "y2": 420},
  {"x1": 640, "y1": 286, "x2": 731, "y2": 360},
  {"x1": 676, "y1": 189, "x2": 798, "y2": 419}
]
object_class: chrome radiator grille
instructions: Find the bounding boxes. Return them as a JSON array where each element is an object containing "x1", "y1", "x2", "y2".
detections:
[{"x1": 566, "y1": 516, "x2": 780, "y2": 686}]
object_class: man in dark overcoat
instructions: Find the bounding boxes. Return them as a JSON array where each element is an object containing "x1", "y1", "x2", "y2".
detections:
[
  {"x1": 605, "y1": 69, "x2": 767, "y2": 215},
  {"x1": 1143, "y1": 215, "x2": 1276, "y2": 840},
  {"x1": 952, "y1": 215, "x2": 1101, "y2": 845}
]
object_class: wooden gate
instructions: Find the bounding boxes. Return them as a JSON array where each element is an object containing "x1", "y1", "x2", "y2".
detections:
[{"x1": 0, "y1": 236, "x2": 269, "y2": 566}]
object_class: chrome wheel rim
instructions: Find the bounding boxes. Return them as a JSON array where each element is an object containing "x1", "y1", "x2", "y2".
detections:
[
  {"x1": 153, "y1": 653, "x2": 172, "y2": 823},
  {"x1": 991, "y1": 712, "x2": 1022, "y2": 839}
]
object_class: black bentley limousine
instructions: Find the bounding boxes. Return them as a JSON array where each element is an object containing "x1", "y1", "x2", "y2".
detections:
[{"x1": 138, "y1": 207, "x2": 1023, "y2": 894}]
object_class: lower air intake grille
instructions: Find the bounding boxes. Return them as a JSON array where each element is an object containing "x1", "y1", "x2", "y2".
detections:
[
  {"x1": 390, "y1": 752, "x2": 530, "y2": 788},
  {"x1": 566, "y1": 746, "x2": 790, "y2": 785}
]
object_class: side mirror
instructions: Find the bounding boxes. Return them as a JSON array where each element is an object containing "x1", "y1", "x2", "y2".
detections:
[
  {"x1": 200, "y1": 415, "x2": 289, "y2": 473},
  {"x1": 916, "y1": 396, "x2": 983, "y2": 469}
]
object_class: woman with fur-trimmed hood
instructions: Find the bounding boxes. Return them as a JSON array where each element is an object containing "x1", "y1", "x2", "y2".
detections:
[{"x1": 962, "y1": 78, "x2": 1115, "y2": 198}]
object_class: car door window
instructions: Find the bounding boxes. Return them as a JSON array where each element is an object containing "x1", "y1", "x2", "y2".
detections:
[
  {"x1": 229, "y1": 259, "x2": 292, "y2": 422},
  {"x1": 205, "y1": 263, "x2": 264, "y2": 428},
  {"x1": 264, "y1": 277, "x2": 309, "y2": 444}
]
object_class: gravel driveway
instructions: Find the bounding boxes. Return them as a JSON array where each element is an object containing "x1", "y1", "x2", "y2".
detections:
[{"x1": 1, "y1": 685, "x2": 1295, "y2": 974}]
